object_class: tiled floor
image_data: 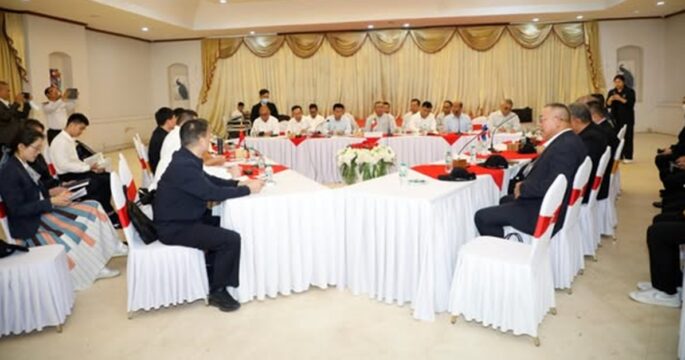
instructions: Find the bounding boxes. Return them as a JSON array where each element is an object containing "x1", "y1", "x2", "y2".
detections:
[{"x1": 0, "y1": 133, "x2": 680, "y2": 359}]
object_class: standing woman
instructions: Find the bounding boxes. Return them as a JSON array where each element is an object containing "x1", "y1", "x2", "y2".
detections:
[
  {"x1": 0, "y1": 128, "x2": 125, "y2": 290},
  {"x1": 607, "y1": 74, "x2": 636, "y2": 163}
]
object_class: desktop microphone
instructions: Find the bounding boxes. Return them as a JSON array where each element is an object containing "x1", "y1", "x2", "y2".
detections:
[
  {"x1": 455, "y1": 126, "x2": 489, "y2": 156},
  {"x1": 489, "y1": 114, "x2": 517, "y2": 152}
]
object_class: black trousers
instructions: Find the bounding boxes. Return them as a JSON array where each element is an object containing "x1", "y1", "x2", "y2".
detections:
[
  {"x1": 662, "y1": 192, "x2": 685, "y2": 213},
  {"x1": 58, "y1": 171, "x2": 114, "y2": 213},
  {"x1": 474, "y1": 195, "x2": 538, "y2": 238},
  {"x1": 622, "y1": 121, "x2": 634, "y2": 160},
  {"x1": 655, "y1": 153, "x2": 674, "y2": 183},
  {"x1": 662, "y1": 170, "x2": 685, "y2": 195},
  {"x1": 47, "y1": 129, "x2": 61, "y2": 145},
  {"x1": 158, "y1": 215, "x2": 241, "y2": 291},
  {"x1": 646, "y1": 219, "x2": 685, "y2": 295}
]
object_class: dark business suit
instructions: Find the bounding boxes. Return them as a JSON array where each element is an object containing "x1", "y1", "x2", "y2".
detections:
[
  {"x1": 154, "y1": 147, "x2": 251, "y2": 291},
  {"x1": 578, "y1": 122, "x2": 608, "y2": 203},
  {"x1": 597, "y1": 119, "x2": 619, "y2": 200},
  {"x1": 0, "y1": 156, "x2": 52, "y2": 239},
  {"x1": 0, "y1": 100, "x2": 30, "y2": 164},
  {"x1": 29, "y1": 154, "x2": 60, "y2": 190},
  {"x1": 250, "y1": 102, "x2": 279, "y2": 121},
  {"x1": 475, "y1": 129, "x2": 587, "y2": 237},
  {"x1": 148, "y1": 126, "x2": 168, "y2": 174},
  {"x1": 607, "y1": 87, "x2": 636, "y2": 159}
]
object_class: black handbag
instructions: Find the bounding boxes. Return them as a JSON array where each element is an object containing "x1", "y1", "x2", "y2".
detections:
[
  {"x1": 0, "y1": 239, "x2": 29, "y2": 258},
  {"x1": 137, "y1": 188, "x2": 156, "y2": 206},
  {"x1": 437, "y1": 167, "x2": 477, "y2": 182},
  {"x1": 126, "y1": 200, "x2": 157, "y2": 245}
]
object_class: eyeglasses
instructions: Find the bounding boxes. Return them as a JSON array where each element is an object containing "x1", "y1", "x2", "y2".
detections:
[{"x1": 28, "y1": 144, "x2": 43, "y2": 152}]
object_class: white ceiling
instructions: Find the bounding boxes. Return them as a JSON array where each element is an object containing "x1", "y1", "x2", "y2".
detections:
[{"x1": 1, "y1": 0, "x2": 683, "y2": 41}]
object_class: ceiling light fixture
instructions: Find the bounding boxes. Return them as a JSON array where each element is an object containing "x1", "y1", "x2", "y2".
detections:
[
  {"x1": 368, "y1": 24, "x2": 374, "y2": 29},
  {"x1": 576, "y1": 15, "x2": 584, "y2": 20},
  {"x1": 219, "y1": 0, "x2": 227, "y2": 3},
  {"x1": 532, "y1": 18, "x2": 540, "y2": 22},
  {"x1": 657, "y1": 1, "x2": 665, "y2": 5},
  {"x1": 403, "y1": 23, "x2": 410, "y2": 28},
  {"x1": 249, "y1": 31, "x2": 255, "y2": 35},
  {"x1": 141, "y1": 27, "x2": 149, "y2": 32}
]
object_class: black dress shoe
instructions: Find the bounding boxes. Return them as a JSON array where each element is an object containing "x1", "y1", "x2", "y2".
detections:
[
  {"x1": 652, "y1": 201, "x2": 663, "y2": 208},
  {"x1": 208, "y1": 289, "x2": 241, "y2": 312}
]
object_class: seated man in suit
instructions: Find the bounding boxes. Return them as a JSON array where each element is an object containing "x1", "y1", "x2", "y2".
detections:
[
  {"x1": 325, "y1": 103, "x2": 352, "y2": 136},
  {"x1": 148, "y1": 107, "x2": 176, "y2": 174},
  {"x1": 0, "y1": 80, "x2": 31, "y2": 167},
  {"x1": 250, "y1": 105, "x2": 280, "y2": 137},
  {"x1": 365, "y1": 101, "x2": 396, "y2": 134},
  {"x1": 474, "y1": 103, "x2": 587, "y2": 238},
  {"x1": 569, "y1": 102, "x2": 608, "y2": 203},
  {"x1": 49, "y1": 113, "x2": 119, "y2": 225},
  {"x1": 286, "y1": 105, "x2": 310, "y2": 136},
  {"x1": 443, "y1": 101, "x2": 472, "y2": 134},
  {"x1": 249, "y1": 88, "x2": 279, "y2": 121},
  {"x1": 588, "y1": 101, "x2": 619, "y2": 201},
  {"x1": 154, "y1": 119, "x2": 264, "y2": 312},
  {"x1": 487, "y1": 99, "x2": 521, "y2": 133}
]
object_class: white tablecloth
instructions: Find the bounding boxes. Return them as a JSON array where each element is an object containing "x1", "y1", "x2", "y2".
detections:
[
  {"x1": 338, "y1": 170, "x2": 500, "y2": 321},
  {"x1": 245, "y1": 133, "x2": 523, "y2": 183},
  {"x1": 0, "y1": 245, "x2": 74, "y2": 337},
  {"x1": 218, "y1": 169, "x2": 345, "y2": 303}
]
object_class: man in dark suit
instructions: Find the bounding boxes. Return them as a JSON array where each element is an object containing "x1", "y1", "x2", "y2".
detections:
[
  {"x1": 607, "y1": 74, "x2": 636, "y2": 162},
  {"x1": 249, "y1": 88, "x2": 279, "y2": 121},
  {"x1": 475, "y1": 103, "x2": 587, "y2": 238},
  {"x1": 570, "y1": 102, "x2": 608, "y2": 203},
  {"x1": 0, "y1": 81, "x2": 31, "y2": 167},
  {"x1": 588, "y1": 101, "x2": 619, "y2": 201},
  {"x1": 148, "y1": 107, "x2": 176, "y2": 174},
  {"x1": 154, "y1": 119, "x2": 264, "y2": 312}
]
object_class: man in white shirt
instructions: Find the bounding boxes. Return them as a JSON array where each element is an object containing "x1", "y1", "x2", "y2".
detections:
[
  {"x1": 402, "y1": 98, "x2": 421, "y2": 127},
  {"x1": 326, "y1": 103, "x2": 352, "y2": 135},
  {"x1": 405, "y1": 101, "x2": 437, "y2": 133},
  {"x1": 251, "y1": 105, "x2": 280, "y2": 136},
  {"x1": 49, "y1": 113, "x2": 117, "y2": 222},
  {"x1": 443, "y1": 101, "x2": 472, "y2": 133},
  {"x1": 230, "y1": 102, "x2": 245, "y2": 121},
  {"x1": 42, "y1": 86, "x2": 76, "y2": 144},
  {"x1": 304, "y1": 103, "x2": 326, "y2": 133},
  {"x1": 286, "y1": 105, "x2": 310, "y2": 135},
  {"x1": 383, "y1": 101, "x2": 396, "y2": 122},
  {"x1": 435, "y1": 100, "x2": 453, "y2": 132},
  {"x1": 365, "y1": 101, "x2": 396, "y2": 134},
  {"x1": 487, "y1": 99, "x2": 521, "y2": 133}
]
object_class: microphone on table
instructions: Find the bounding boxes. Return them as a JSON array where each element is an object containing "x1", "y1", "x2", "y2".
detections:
[
  {"x1": 455, "y1": 125, "x2": 489, "y2": 156},
  {"x1": 489, "y1": 114, "x2": 517, "y2": 152}
]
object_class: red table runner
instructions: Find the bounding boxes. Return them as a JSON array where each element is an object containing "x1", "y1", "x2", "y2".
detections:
[
  {"x1": 426, "y1": 133, "x2": 463, "y2": 145},
  {"x1": 238, "y1": 164, "x2": 289, "y2": 179},
  {"x1": 411, "y1": 164, "x2": 504, "y2": 189}
]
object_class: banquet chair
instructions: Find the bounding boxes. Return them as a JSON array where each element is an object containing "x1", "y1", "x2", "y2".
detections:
[
  {"x1": 597, "y1": 138, "x2": 626, "y2": 240},
  {"x1": 110, "y1": 172, "x2": 208, "y2": 319},
  {"x1": 503, "y1": 158, "x2": 593, "y2": 291},
  {"x1": 0, "y1": 196, "x2": 15, "y2": 244},
  {"x1": 42, "y1": 141, "x2": 58, "y2": 178},
  {"x1": 278, "y1": 120, "x2": 289, "y2": 134},
  {"x1": 448, "y1": 175, "x2": 567, "y2": 346},
  {"x1": 117, "y1": 153, "x2": 153, "y2": 219},
  {"x1": 132, "y1": 134, "x2": 154, "y2": 188},
  {"x1": 471, "y1": 116, "x2": 487, "y2": 126},
  {"x1": 616, "y1": 125, "x2": 627, "y2": 141},
  {"x1": 579, "y1": 147, "x2": 612, "y2": 260}
]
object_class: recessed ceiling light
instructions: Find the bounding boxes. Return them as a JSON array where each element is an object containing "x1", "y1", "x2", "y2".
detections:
[
  {"x1": 249, "y1": 31, "x2": 255, "y2": 35},
  {"x1": 532, "y1": 18, "x2": 540, "y2": 22},
  {"x1": 403, "y1": 23, "x2": 410, "y2": 28},
  {"x1": 657, "y1": 1, "x2": 665, "y2": 5},
  {"x1": 576, "y1": 15, "x2": 584, "y2": 20},
  {"x1": 141, "y1": 27, "x2": 149, "y2": 32},
  {"x1": 367, "y1": 24, "x2": 374, "y2": 29},
  {"x1": 219, "y1": 0, "x2": 227, "y2": 3}
]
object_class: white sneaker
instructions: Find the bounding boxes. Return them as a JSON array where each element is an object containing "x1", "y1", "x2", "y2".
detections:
[
  {"x1": 622, "y1": 159, "x2": 633, "y2": 164},
  {"x1": 113, "y1": 242, "x2": 128, "y2": 257},
  {"x1": 96, "y1": 267, "x2": 121, "y2": 280},
  {"x1": 636, "y1": 281, "x2": 653, "y2": 291},
  {"x1": 629, "y1": 289, "x2": 681, "y2": 308}
]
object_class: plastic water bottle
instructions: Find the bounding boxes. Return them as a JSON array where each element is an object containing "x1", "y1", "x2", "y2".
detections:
[
  {"x1": 445, "y1": 150, "x2": 453, "y2": 173},
  {"x1": 257, "y1": 155, "x2": 266, "y2": 171},
  {"x1": 265, "y1": 164, "x2": 274, "y2": 183},
  {"x1": 399, "y1": 162, "x2": 408, "y2": 186},
  {"x1": 469, "y1": 143, "x2": 477, "y2": 164}
]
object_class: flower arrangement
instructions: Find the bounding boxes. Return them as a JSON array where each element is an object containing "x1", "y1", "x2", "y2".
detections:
[{"x1": 337, "y1": 140, "x2": 396, "y2": 184}]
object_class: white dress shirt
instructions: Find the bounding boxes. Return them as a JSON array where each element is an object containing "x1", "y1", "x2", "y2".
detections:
[
  {"x1": 365, "y1": 113, "x2": 396, "y2": 133},
  {"x1": 0, "y1": 98, "x2": 9, "y2": 108},
  {"x1": 49, "y1": 130, "x2": 90, "y2": 174},
  {"x1": 325, "y1": 116, "x2": 352, "y2": 135},
  {"x1": 436, "y1": 112, "x2": 449, "y2": 132},
  {"x1": 286, "y1": 117, "x2": 311, "y2": 134},
  {"x1": 230, "y1": 110, "x2": 243, "y2": 120},
  {"x1": 151, "y1": 126, "x2": 181, "y2": 189},
  {"x1": 487, "y1": 110, "x2": 521, "y2": 132},
  {"x1": 405, "y1": 113, "x2": 436, "y2": 132},
  {"x1": 443, "y1": 113, "x2": 472, "y2": 133},
  {"x1": 250, "y1": 116, "x2": 280, "y2": 136},
  {"x1": 304, "y1": 114, "x2": 326, "y2": 132},
  {"x1": 42, "y1": 99, "x2": 76, "y2": 130}
]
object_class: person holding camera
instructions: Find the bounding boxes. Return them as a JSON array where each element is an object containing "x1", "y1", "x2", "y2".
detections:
[
  {"x1": 42, "y1": 86, "x2": 77, "y2": 144},
  {"x1": 0, "y1": 80, "x2": 31, "y2": 168}
]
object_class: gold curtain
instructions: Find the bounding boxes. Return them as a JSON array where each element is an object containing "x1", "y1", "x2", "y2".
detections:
[
  {"x1": 553, "y1": 23, "x2": 585, "y2": 48},
  {"x1": 410, "y1": 27, "x2": 456, "y2": 53},
  {"x1": 368, "y1": 29, "x2": 408, "y2": 55},
  {"x1": 3, "y1": 12, "x2": 27, "y2": 81},
  {"x1": 244, "y1": 35, "x2": 286, "y2": 57},
  {"x1": 507, "y1": 24, "x2": 552, "y2": 49},
  {"x1": 583, "y1": 22, "x2": 606, "y2": 93},
  {"x1": 326, "y1": 32, "x2": 367, "y2": 57},
  {"x1": 457, "y1": 26, "x2": 505, "y2": 51},
  {"x1": 0, "y1": 12, "x2": 23, "y2": 97},
  {"x1": 286, "y1": 34, "x2": 325, "y2": 58},
  {"x1": 198, "y1": 31, "x2": 593, "y2": 135}
]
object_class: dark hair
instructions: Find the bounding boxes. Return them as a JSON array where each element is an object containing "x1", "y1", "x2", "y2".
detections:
[
  {"x1": 291, "y1": 105, "x2": 302, "y2": 112},
  {"x1": 544, "y1": 103, "x2": 571, "y2": 122},
  {"x1": 180, "y1": 119, "x2": 209, "y2": 147},
  {"x1": 410, "y1": 98, "x2": 421, "y2": 106},
  {"x1": 309, "y1": 103, "x2": 318, "y2": 110},
  {"x1": 155, "y1": 107, "x2": 174, "y2": 126},
  {"x1": 587, "y1": 101, "x2": 604, "y2": 116},
  {"x1": 569, "y1": 102, "x2": 591, "y2": 124},
  {"x1": 383, "y1": 101, "x2": 390, "y2": 106},
  {"x1": 44, "y1": 86, "x2": 53, "y2": 96},
  {"x1": 237, "y1": 102, "x2": 245, "y2": 107},
  {"x1": 24, "y1": 118, "x2": 45, "y2": 132},
  {"x1": 590, "y1": 93, "x2": 605, "y2": 106},
  {"x1": 259, "y1": 89, "x2": 269, "y2": 96},
  {"x1": 613, "y1": 74, "x2": 625, "y2": 82},
  {"x1": 177, "y1": 111, "x2": 195, "y2": 126},
  {"x1": 333, "y1": 103, "x2": 345, "y2": 110},
  {"x1": 12, "y1": 128, "x2": 45, "y2": 151},
  {"x1": 67, "y1": 113, "x2": 90, "y2": 127},
  {"x1": 186, "y1": 109, "x2": 198, "y2": 117},
  {"x1": 421, "y1": 101, "x2": 433, "y2": 109},
  {"x1": 173, "y1": 107, "x2": 186, "y2": 119},
  {"x1": 444, "y1": 100, "x2": 453, "y2": 107}
]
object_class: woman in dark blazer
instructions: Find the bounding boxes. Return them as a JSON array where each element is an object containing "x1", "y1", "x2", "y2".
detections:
[{"x1": 0, "y1": 128, "x2": 124, "y2": 289}]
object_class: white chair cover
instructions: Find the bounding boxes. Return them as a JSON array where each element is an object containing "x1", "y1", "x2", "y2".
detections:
[
  {"x1": 579, "y1": 147, "x2": 612, "y2": 257},
  {"x1": 132, "y1": 134, "x2": 154, "y2": 188},
  {"x1": 597, "y1": 139, "x2": 626, "y2": 237},
  {"x1": 448, "y1": 175, "x2": 567, "y2": 338},
  {"x1": 616, "y1": 125, "x2": 627, "y2": 141},
  {"x1": 117, "y1": 153, "x2": 153, "y2": 218},
  {"x1": 471, "y1": 116, "x2": 487, "y2": 126},
  {"x1": 0, "y1": 245, "x2": 75, "y2": 337},
  {"x1": 278, "y1": 120, "x2": 288, "y2": 133},
  {"x1": 0, "y1": 196, "x2": 13, "y2": 244},
  {"x1": 110, "y1": 172, "x2": 208, "y2": 315}
]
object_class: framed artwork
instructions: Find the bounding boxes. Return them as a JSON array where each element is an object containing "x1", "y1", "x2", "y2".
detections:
[
  {"x1": 168, "y1": 63, "x2": 190, "y2": 109},
  {"x1": 616, "y1": 46, "x2": 643, "y2": 101}
]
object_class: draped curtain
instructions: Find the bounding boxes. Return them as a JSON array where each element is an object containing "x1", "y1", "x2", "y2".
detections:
[
  {"x1": 0, "y1": 12, "x2": 27, "y2": 98},
  {"x1": 199, "y1": 22, "x2": 604, "y2": 134}
]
